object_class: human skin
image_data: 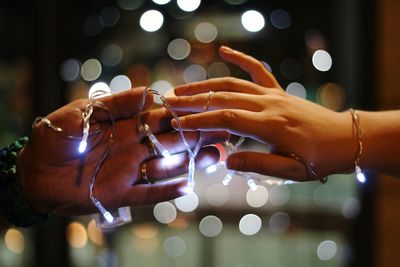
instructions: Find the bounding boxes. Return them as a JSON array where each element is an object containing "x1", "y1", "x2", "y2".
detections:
[
  {"x1": 16, "y1": 87, "x2": 226, "y2": 216},
  {"x1": 167, "y1": 46, "x2": 400, "y2": 181}
]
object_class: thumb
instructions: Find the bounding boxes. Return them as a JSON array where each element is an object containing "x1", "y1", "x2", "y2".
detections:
[{"x1": 226, "y1": 151, "x2": 311, "y2": 182}]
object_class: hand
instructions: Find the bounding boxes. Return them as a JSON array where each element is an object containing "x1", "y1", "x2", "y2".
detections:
[
  {"x1": 18, "y1": 87, "x2": 226, "y2": 216},
  {"x1": 167, "y1": 46, "x2": 356, "y2": 181}
]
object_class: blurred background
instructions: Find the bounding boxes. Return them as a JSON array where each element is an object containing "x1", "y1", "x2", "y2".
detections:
[{"x1": 0, "y1": 0, "x2": 399, "y2": 266}]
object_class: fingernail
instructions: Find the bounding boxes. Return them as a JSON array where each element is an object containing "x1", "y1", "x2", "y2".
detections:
[
  {"x1": 220, "y1": 45, "x2": 234, "y2": 53},
  {"x1": 171, "y1": 119, "x2": 179, "y2": 130},
  {"x1": 261, "y1": 60, "x2": 272, "y2": 72}
]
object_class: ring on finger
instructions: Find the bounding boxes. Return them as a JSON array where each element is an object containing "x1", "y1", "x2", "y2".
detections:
[
  {"x1": 145, "y1": 136, "x2": 158, "y2": 158},
  {"x1": 140, "y1": 162, "x2": 151, "y2": 184}
]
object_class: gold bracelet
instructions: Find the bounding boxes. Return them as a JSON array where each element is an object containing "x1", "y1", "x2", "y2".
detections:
[{"x1": 349, "y1": 109, "x2": 366, "y2": 183}]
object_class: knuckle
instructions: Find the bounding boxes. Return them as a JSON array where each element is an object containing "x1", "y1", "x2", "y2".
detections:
[{"x1": 218, "y1": 109, "x2": 238, "y2": 125}]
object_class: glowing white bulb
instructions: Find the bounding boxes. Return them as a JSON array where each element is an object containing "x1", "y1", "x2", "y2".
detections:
[
  {"x1": 140, "y1": 10, "x2": 164, "y2": 32},
  {"x1": 177, "y1": 0, "x2": 201, "y2": 12},
  {"x1": 355, "y1": 166, "x2": 366, "y2": 183},
  {"x1": 247, "y1": 178, "x2": 258, "y2": 191},
  {"x1": 78, "y1": 140, "x2": 87, "y2": 153},
  {"x1": 205, "y1": 164, "x2": 218, "y2": 174},
  {"x1": 103, "y1": 212, "x2": 114, "y2": 223},
  {"x1": 222, "y1": 170, "x2": 234, "y2": 185},
  {"x1": 241, "y1": 10, "x2": 265, "y2": 32}
]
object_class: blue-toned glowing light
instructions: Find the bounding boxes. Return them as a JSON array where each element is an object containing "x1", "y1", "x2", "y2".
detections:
[
  {"x1": 78, "y1": 140, "x2": 88, "y2": 153},
  {"x1": 205, "y1": 164, "x2": 218, "y2": 174}
]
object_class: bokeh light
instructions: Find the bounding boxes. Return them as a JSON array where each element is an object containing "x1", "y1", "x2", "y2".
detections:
[
  {"x1": 132, "y1": 224, "x2": 160, "y2": 255},
  {"x1": 341, "y1": 197, "x2": 361, "y2": 219},
  {"x1": 207, "y1": 62, "x2": 231, "y2": 78},
  {"x1": 239, "y1": 214, "x2": 262, "y2": 236},
  {"x1": 317, "y1": 83, "x2": 345, "y2": 111},
  {"x1": 224, "y1": 0, "x2": 247, "y2": 4},
  {"x1": 174, "y1": 192, "x2": 199, "y2": 212},
  {"x1": 87, "y1": 220, "x2": 103, "y2": 246},
  {"x1": 140, "y1": 10, "x2": 164, "y2": 32},
  {"x1": 177, "y1": 0, "x2": 201, "y2": 12},
  {"x1": 312, "y1": 50, "x2": 332, "y2": 72},
  {"x1": 168, "y1": 38, "x2": 191, "y2": 60},
  {"x1": 81, "y1": 59, "x2": 102, "y2": 81},
  {"x1": 83, "y1": 15, "x2": 103, "y2": 36},
  {"x1": 305, "y1": 29, "x2": 326, "y2": 50},
  {"x1": 110, "y1": 75, "x2": 132, "y2": 93},
  {"x1": 4, "y1": 228, "x2": 25, "y2": 253},
  {"x1": 66, "y1": 222, "x2": 88, "y2": 248},
  {"x1": 317, "y1": 240, "x2": 338, "y2": 261},
  {"x1": 286, "y1": 82, "x2": 307, "y2": 99},
  {"x1": 183, "y1": 64, "x2": 207, "y2": 83},
  {"x1": 241, "y1": 10, "x2": 265, "y2": 32},
  {"x1": 150, "y1": 80, "x2": 173, "y2": 104},
  {"x1": 152, "y1": 0, "x2": 171, "y2": 5},
  {"x1": 117, "y1": 0, "x2": 144, "y2": 10},
  {"x1": 194, "y1": 22, "x2": 218, "y2": 43},
  {"x1": 153, "y1": 202, "x2": 177, "y2": 224},
  {"x1": 270, "y1": 9, "x2": 291, "y2": 30},
  {"x1": 88, "y1": 82, "x2": 111, "y2": 99},
  {"x1": 133, "y1": 223, "x2": 159, "y2": 239},
  {"x1": 269, "y1": 212, "x2": 291, "y2": 234},
  {"x1": 60, "y1": 59, "x2": 81, "y2": 82},
  {"x1": 313, "y1": 184, "x2": 333, "y2": 206},
  {"x1": 101, "y1": 44, "x2": 123, "y2": 67},
  {"x1": 163, "y1": 236, "x2": 186, "y2": 258},
  {"x1": 100, "y1": 6, "x2": 120, "y2": 27},
  {"x1": 199, "y1": 215, "x2": 223, "y2": 237},
  {"x1": 246, "y1": 185, "x2": 268, "y2": 208}
]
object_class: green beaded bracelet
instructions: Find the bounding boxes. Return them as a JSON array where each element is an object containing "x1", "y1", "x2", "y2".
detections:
[{"x1": 0, "y1": 137, "x2": 52, "y2": 227}]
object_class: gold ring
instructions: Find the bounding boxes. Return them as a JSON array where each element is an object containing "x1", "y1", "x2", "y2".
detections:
[
  {"x1": 204, "y1": 91, "x2": 214, "y2": 112},
  {"x1": 145, "y1": 137, "x2": 158, "y2": 158},
  {"x1": 140, "y1": 163, "x2": 151, "y2": 184}
]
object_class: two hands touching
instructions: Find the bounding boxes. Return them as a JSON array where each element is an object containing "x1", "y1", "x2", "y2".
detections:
[{"x1": 16, "y1": 46, "x2": 400, "y2": 219}]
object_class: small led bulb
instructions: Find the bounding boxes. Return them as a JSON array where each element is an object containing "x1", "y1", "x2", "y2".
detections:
[
  {"x1": 355, "y1": 166, "x2": 366, "y2": 183},
  {"x1": 247, "y1": 177, "x2": 258, "y2": 191},
  {"x1": 222, "y1": 170, "x2": 234, "y2": 185},
  {"x1": 103, "y1": 212, "x2": 114, "y2": 223},
  {"x1": 78, "y1": 140, "x2": 87, "y2": 153}
]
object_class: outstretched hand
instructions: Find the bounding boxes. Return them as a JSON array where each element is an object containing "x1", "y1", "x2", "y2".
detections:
[
  {"x1": 168, "y1": 46, "x2": 356, "y2": 181},
  {"x1": 18, "y1": 87, "x2": 226, "y2": 216}
]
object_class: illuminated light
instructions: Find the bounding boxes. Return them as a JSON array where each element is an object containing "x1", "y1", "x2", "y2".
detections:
[
  {"x1": 174, "y1": 193, "x2": 199, "y2": 212},
  {"x1": 150, "y1": 80, "x2": 173, "y2": 104},
  {"x1": 194, "y1": 22, "x2": 218, "y2": 43},
  {"x1": 104, "y1": 212, "x2": 114, "y2": 223},
  {"x1": 312, "y1": 50, "x2": 332, "y2": 72},
  {"x1": 101, "y1": 44, "x2": 123, "y2": 67},
  {"x1": 163, "y1": 236, "x2": 186, "y2": 258},
  {"x1": 247, "y1": 177, "x2": 258, "y2": 191},
  {"x1": 269, "y1": 184, "x2": 290, "y2": 206},
  {"x1": 269, "y1": 212, "x2": 290, "y2": 234},
  {"x1": 110, "y1": 75, "x2": 132, "y2": 93},
  {"x1": 341, "y1": 197, "x2": 361, "y2": 219},
  {"x1": 270, "y1": 9, "x2": 291, "y2": 30},
  {"x1": 313, "y1": 184, "x2": 333, "y2": 206},
  {"x1": 167, "y1": 38, "x2": 191, "y2": 60},
  {"x1": 83, "y1": 15, "x2": 103, "y2": 36},
  {"x1": 168, "y1": 217, "x2": 190, "y2": 229},
  {"x1": 246, "y1": 185, "x2": 268, "y2": 208},
  {"x1": 78, "y1": 140, "x2": 87, "y2": 153},
  {"x1": 183, "y1": 64, "x2": 207, "y2": 83},
  {"x1": 100, "y1": 6, "x2": 120, "y2": 27},
  {"x1": 140, "y1": 10, "x2": 164, "y2": 32},
  {"x1": 207, "y1": 62, "x2": 231, "y2": 78},
  {"x1": 4, "y1": 228, "x2": 25, "y2": 254},
  {"x1": 205, "y1": 183, "x2": 229, "y2": 206},
  {"x1": 81, "y1": 59, "x2": 102, "y2": 81},
  {"x1": 241, "y1": 10, "x2": 265, "y2": 32},
  {"x1": 317, "y1": 240, "x2": 337, "y2": 261},
  {"x1": 205, "y1": 164, "x2": 218, "y2": 174},
  {"x1": 356, "y1": 166, "x2": 366, "y2": 183},
  {"x1": 286, "y1": 82, "x2": 307, "y2": 99},
  {"x1": 96, "y1": 249, "x2": 119, "y2": 267},
  {"x1": 280, "y1": 58, "x2": 301, "y2": 80},
  {"x1": 317, "y1": 83, "x2": 345, "y2": 111},
  {"x1": 117, "y1": 0, "x2": 144, "y2": 10},
  {"x1": 199, "y1": 215, "x2": 223, "y2": 237},
  {"x1": 239, "y1": 214, "x2": 262, "y2": 236},
  {"x1": 133, "y1": 224, "x2": 159, "y2": 239},
  {"x1": 152, "y1": 0, "x2": 171, "y2": 4},
  {"x1": 159, "y1": 154, "x2": 182, "y2": 169},
  {"x1": 154, "y1": 60, "x2": 177, "y2": 80},
  {"x1": 305, "y1": 29, "x2": 325, "y2": 50},
  {"x1": 89, "y1": 82, "x2": 111, "y2": 99},
  {"x1": 66, "y1": 222, "x2": 88, "y2": 248},
  {"x1": 153, "y1": 202, "x2": 177, "y2": 224},
  {"x1": 87, "y1": 220, "x2": 103, "y2": 246},
  {"x1": 222, "y1": 170, "x2": 234, "y2": 185},
  {"x1": 177, "y1": 0, "x2": 201, "y2": 12},
  {"x1": 60, "y1": 59, "x2": 81, "y2": 82},
  {"x1": 180, "y1": 184, "x2": 194, "y2": 194}
]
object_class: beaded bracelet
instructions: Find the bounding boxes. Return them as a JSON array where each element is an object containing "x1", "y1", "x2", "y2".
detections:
[{"x1": 0, "y1": 137, "x2": 52, "y2": 227}]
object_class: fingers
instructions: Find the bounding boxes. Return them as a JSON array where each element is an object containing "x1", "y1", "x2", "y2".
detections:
[
  {"x1": 145, "y1": 145, "x2": 221, "y2": 183},
  {"x1": 121, "y1": 178, "x2": 188, "y2": 206},
  {"x1": 171, "y1": 109, "x2": 265, "y2": 142},
  {"x1": 167, "y1": 91, "x2": 264, "y2": 113},
  {"x1": 226, "y1": 151, "x2": 311, "y2": 182},
  {"x1": 174, "y1": 77, "x2": 268, "y2": 96},
  {"x1": 92, "y1": 87, "x2": 153, "y2": 122},
  {"x1": 219, "y1": 46, "x2": 281, "y2": 89}
]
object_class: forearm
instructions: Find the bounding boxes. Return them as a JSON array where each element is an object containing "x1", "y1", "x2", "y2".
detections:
[{"x1": 358, "y1": 110, "x2": 400, "y2": 176}]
